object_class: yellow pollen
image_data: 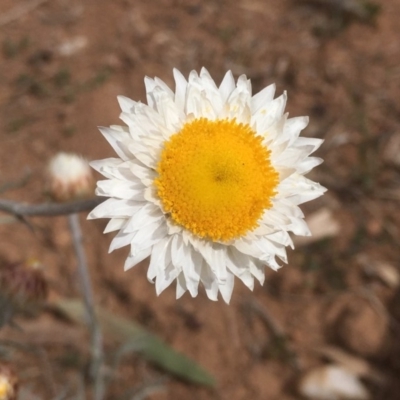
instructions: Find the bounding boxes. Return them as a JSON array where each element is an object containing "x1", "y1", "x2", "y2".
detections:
[{"x1": 155, "y1": 118, "x2": 279, "y2": 241}]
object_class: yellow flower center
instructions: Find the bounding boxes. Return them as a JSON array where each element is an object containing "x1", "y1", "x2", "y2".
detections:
[{"x1": 155, "y1": 118, "x2": 279, "y2": 241}]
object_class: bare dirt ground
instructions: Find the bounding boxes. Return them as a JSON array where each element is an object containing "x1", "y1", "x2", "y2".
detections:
[{"x1": 1, "y1": 0, "x2": 400, "y2": 399}]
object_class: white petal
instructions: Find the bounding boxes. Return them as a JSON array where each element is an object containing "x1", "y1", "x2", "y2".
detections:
[
  {"x1": 117, "y1": 96, "x2": 137, "y2": 113},
  {"x1": 129, "y1": 150, "x2": 157, "y2": 169},
  {"x1": 233, "y1": 238, "x2": 264, "y2": 259},
  {"x1": 170, "y1": 234, "x2": 185, "y2": 271},
  {"x1": 96, "y1": 179, "x2": 144, "y2": 199},
  {"x1": 219, "y1": 70, "x2": 235, "y2": 103},
  {"x1": 173, "y1": 68, "x2": 188, "y2": 112},
  {"x1": 127, "y1": 140, "x2": 161, "y2": 167},
  {"x1": 236, "y1": 74, "x2": 251, "y2": 96},
  {"x1": 176, "y1": 273, "x2": 188, "y2": 299},
  {"x1": 104, "y1": 218, "x2": 126, "y2": 233},
  {"x1": 274, "y1": 202, "x2": 304, "y2": 218},
  {"x1": 249, "y1": 259, "x2": 266, "y2": 284},
  {"x1": 151, "y1": 86, "x2": 183, "y2": 133},
  {"x1": 124, "y1": 248, "x2": 151, "y2": 271},
  {"x1": 276, "y1": 166, "x2": 296, "y2": 181},
  {"x1": 144, "y1": 76, "x2": 174, "y2": 110},
  {"x1": 273, "y1": 147, "x2": 306, "y2": 167},
  {"x1": 156, "y1": 262, "x2": 178, "y2": 295},
  {"x1": 218, "y1": 272, "x2": 235, "y2": 304},
  {"x1": 98, "y1": 127, "x2": 132, "y2": 161},
  {"x1": 91, "y1": 159, "x2": 144, "y2": 187},
  {"x1": 293, "y1": 137, "x2": 323, "y2": 153},
  {"x1": 128, "y1": 220, "x2": 167, "y2": 249},
  {"x1": 261, "y1": 209, "x2": 291, "y2": 229},
  {"x1": 255, "y1": 237, "x2": 288, "y2": 263},
  {"x1": 186, "y1": 84, "x2": 217, "y2": 119},
  {"x1": 227, "y1": 249, "x2": 255, "y2": 290},
  {"x1": 144, "y1": 76, "x2": 157, "y2": 109},
  {"x1": 88, "y1": 198, "x2": 141, "y2": 219},
  {"x1": 252, "y1": 92, "x2": 287, "y2": 134},
  {"x1": 154, "y1": 77, "x2": 174, "y2": 98},
  {"x1": 223, "y1": 76, "x2": 252, "y2": 123},
  {"x1": 151, "y1": 236, "x2": 172, "y2": 271},
  {"x1": 199, "y1": 67, "x2": 224, "y2": 115},
  {"x1": 267, "y1": 230, "x2": 293, "y2": 247},
  {"x1": 224, "y1": 91, "x2": 251, "y2": 123},
  {"x1": 186, "y1": 278, "x2": 199, "y2": 298},
  {"x1": 90, "y1": 158, "x2": 123, "y2": 176},
  {"x1": 129, "y1": 160, "x2": 156, "y2": 186},
  {"x1": 296, "y1": 157, "x2": 324, "y2": 175},
  {"x1": 251, "y1": 84, "x2": 276, "y2": 113},
  {"x1": 284, "y1": 116, "x2": 309, "y2": 145},
  {"x1": 201, "y1": 263, "x2": 219, "y2": 301},
  {"x1": 109, "y1": 230, "x2": 135, "y2": 253},
  {"x1": 278, "y1": 175, "x2": 327, "y2": 205},
  {"x1": 122, "y1": 204, "x2": 163, "y2": 233},
  {"x1": 197, "y1": 242, "x2": 227, "y2": 284},
  {"x1": 110, "y1": 124, "x2": 129, "y2": 133},
  {"x1": 181, "y1": 244, "x2": 201, "y2": 285},
  {"x1": 148, "y1": 238, "x2": 171, "y2": 282},
  {"x1": 287, "y1": 217, "x2": 311, "y2": 236}
]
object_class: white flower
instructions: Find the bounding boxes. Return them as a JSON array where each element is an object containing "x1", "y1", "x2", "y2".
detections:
[
  {"x1": 89, "y1": 68, "x2": 326, "y2": 303},
  {"x1": 48, "y1": 152, "x2": 93, "y2": 202},
  {"x1": 48, "y1": 152, "x2": 94, "y2": 201}
]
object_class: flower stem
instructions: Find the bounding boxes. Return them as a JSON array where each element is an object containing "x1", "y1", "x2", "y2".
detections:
[{"x1": 68, "y1": 213, "x2": 104, "y2": 400}]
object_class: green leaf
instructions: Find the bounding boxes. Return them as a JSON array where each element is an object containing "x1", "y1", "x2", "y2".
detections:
[{"x1": 54, "y1": 299, "x2": 215, "y2": 387}]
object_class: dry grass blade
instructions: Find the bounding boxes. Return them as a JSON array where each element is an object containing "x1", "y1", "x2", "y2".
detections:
[{"x1": 54, "y1": 299, "x2": 216, "y2": 387}]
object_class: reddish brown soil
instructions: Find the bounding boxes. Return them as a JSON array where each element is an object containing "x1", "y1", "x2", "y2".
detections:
[{"x1": 1, "y1": 0, "x2": 400, "y2": 399}]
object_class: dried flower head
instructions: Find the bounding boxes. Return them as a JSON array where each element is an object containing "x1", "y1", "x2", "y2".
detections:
[
  {"x1": 48, "y1": 152, "x2": 94, "y2": 202},
  {"x1": 0, "y1": 261, "x2": 48, "y2": 309},
  {"x1": 0, "y1": 365, "x2": 18, "y2": 400}
]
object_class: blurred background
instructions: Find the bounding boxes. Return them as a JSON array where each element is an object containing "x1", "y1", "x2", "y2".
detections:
[{"x1": 0, "y1": 0, "x2": 399, "y2": 399}]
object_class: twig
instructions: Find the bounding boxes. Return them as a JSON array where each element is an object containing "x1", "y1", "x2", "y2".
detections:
[
  {"x1": 68, "y1": 213, "x2": 104, "y2": 400},
  {"x1": 246, "y1": 298, "x2": 285, "y2": 338},
  {"x1": 244, "y1": 298, "x2": 300, "y2": 369},
  {"x1": 295, "y1": 0, "x2": 379, "y2": 21},
  {"x1": 0, "y1": 197, "x2": 104, "y2": 217},
  {"x1": 0, "y1": 0, "x2": 52, "y2": 27}
]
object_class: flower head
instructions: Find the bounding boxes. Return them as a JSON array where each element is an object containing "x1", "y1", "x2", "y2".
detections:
[
  {"x1": 47, "y1": 152, "x2": 93, "y2": 202},
  {"x1": 0, "y1": 365, "x2": 18, "y2": 400},
  {"x1": 89, "y1": 68, "x2": 326, "y2": 303},
  {"x1": 0, "y1": 260, "x2": 48, "y2": 309}
]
